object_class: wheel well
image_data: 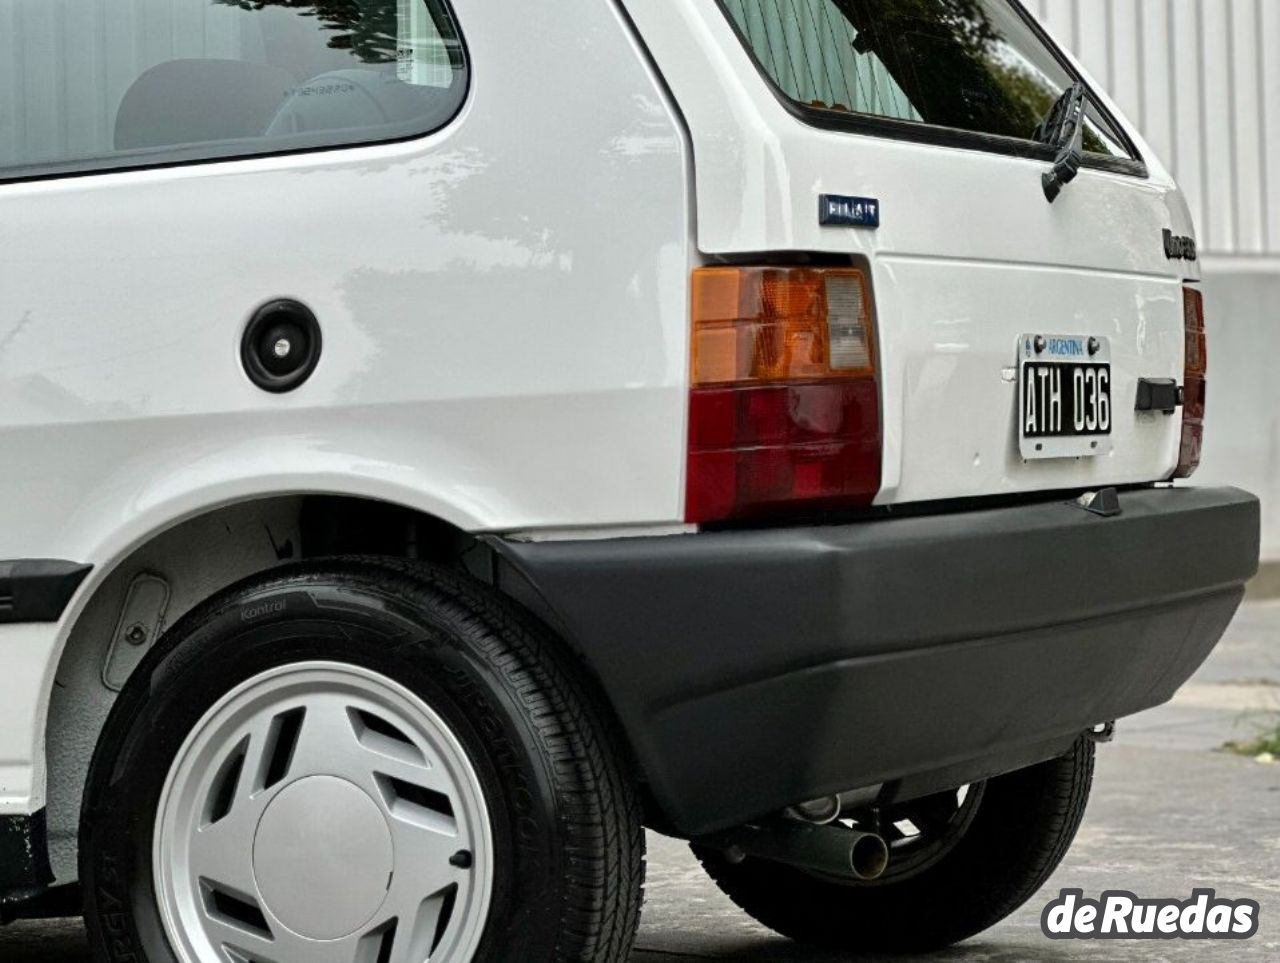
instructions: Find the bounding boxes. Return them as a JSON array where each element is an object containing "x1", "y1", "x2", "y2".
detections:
[{"x1": 44, "y1": 494, "x2": 625, "y2": 885}]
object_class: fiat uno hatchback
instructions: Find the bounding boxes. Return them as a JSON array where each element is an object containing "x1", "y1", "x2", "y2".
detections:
[{"x1": 0, "y1": 1, "x2": 1258, "y2": 960}]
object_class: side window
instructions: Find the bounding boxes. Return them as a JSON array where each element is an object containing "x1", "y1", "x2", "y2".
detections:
[
  {"x1": 0, "y1": 0, "x2": 467, "y2": 181},
  {"x1": 721, "y1": 0, "x2": 1132, "y2": 160}
]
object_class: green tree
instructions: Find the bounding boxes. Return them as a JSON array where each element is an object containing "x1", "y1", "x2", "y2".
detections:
[
  {"x1": 213, "y1": 0, "x2": 398, "y2": 63},
  {"x1": 831, "y1": 0, "x2": 1075, "y2": 142}
]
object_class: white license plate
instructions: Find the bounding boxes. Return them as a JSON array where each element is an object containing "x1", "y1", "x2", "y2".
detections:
[{"x1": 1019, "y1": 334, "x2": 1114, "y2": 460}]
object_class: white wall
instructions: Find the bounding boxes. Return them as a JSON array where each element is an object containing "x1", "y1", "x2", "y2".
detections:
[
  {"x1": 1032, "y1": 0, "x2": 1280, "y2": 557},
  {"x1": 1029, "y1": 0, "x2": 1280, "y2": 256},
  {"x1": 1195, "y1": 269, "x2": 1280, "y2": 558}
]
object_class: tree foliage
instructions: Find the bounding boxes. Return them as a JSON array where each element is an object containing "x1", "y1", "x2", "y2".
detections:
[
  {"x1": 213, "y1": 0, "x2": 398, "y2": 63},
  {"x1": 830, "y1": 0, "x2": 1096, "y2": 145}
]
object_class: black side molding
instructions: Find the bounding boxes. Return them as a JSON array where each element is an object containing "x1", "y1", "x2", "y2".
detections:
[
  {"x1": 0, "y1": 560, "x2": 92, "y2": 624},
  {"x1": 0, "y1": 811, "x2": 53, "y2": 908}
]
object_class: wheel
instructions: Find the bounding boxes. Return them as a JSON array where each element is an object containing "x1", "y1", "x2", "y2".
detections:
[
  {"x1": 81, "y1": 559, "x2": 644, "y2": 963},
  {"x1": 694, "y1": 737, "x2": 1095, "y2": 952}
]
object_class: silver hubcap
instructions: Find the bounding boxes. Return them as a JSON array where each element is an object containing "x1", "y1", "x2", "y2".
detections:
[{"x1": 155, "y1": 662, "x2": 493, "y2": 963}]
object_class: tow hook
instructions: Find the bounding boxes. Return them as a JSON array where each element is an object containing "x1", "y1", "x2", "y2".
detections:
[
  {"x1": 1076, "y1": 488, "x2": 1122, "y2": 518},
  {"x1": 1087, "y1": 721, "x2": 1117, "y2": 744}
]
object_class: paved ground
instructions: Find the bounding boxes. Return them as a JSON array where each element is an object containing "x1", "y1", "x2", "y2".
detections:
[{"x1": 5, "y1": 604, "x2": 1278, "y2": 962}]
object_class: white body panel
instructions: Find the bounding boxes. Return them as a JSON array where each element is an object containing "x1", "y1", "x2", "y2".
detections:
[
  {"x1": 0, "y1": 2, "x2": 694, "y2": 546},
  {"x1": 0, "y1": 0, "x2": 690, "y2": 813},
  {"x1": 625, "y1": 0, "x2": 1196, "y2": 503},
  {"x1": 0, "y1": 624, "x2": 58, "y2": 807},
  {"x1": 876, "y1": 259, "x2": 1181, "y2": 502}
]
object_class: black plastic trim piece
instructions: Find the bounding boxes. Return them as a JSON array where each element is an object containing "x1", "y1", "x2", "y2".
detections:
[
  {"x1": 1136, "y1": 377, "x2": 1181, "y2": 414},
  {"x1": 0, "y1": 560, "x2": 92, "y2": 624},
  {"x1": 0, "y1": 811, "x2": 53, "y2": 907},
  {"x1": 713, "y1": 0, "x2": 1147, "y2": 180},
  {"x1": 492, "y1": 487, "x2": 1258, "y2": 836}
]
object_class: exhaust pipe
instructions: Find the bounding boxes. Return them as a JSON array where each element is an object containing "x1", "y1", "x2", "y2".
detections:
[
  {"x1": 702, "y1": 820, "x2": 890, "y2": 881},
  {"x1": 786, "y1": 795, "x2": 842, "y2": 825}
]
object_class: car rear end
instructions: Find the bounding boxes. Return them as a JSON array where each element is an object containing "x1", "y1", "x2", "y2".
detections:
[
  {"x1": 0, "y1": 1, "x2": 1260, "y2": 956},
  {"x1": 498, "y1": 0, "x2": 1258, "y2": 836}
]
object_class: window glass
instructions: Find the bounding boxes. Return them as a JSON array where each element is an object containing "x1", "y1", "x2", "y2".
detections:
[
  {"x1": 722, "y1": 0, "x2": 1131, "y2": 158},
  {"x1": 0, "y1": 0, "x2": 466, "y2": 179}
]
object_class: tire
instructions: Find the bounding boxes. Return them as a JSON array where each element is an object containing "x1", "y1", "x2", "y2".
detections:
[
  {"x1": 694, "y1": 737, "x2": 1095, "y2": 952},
  {"x1": 81, "y1": 558, "x2": 644, "y2": 963}
]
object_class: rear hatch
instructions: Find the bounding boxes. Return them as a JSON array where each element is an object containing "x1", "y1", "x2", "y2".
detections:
[{"x1": 627, "y1": 0, "x2": 1200, "y2": 506}]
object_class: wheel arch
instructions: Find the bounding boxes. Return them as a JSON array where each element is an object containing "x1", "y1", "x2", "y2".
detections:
[{"x1": 39, "y1": 485, "x2": 636, "y2": 888}]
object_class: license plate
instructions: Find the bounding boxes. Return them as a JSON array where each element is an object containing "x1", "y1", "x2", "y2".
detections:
[{"x1": 1018, "y1": 335, "x2": 1113, "y2": 460}]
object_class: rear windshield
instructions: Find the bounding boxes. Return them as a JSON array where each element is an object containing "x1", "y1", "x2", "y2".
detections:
[{"x1": 720, "y1": 0, "x2": 1133, "y2": 159}]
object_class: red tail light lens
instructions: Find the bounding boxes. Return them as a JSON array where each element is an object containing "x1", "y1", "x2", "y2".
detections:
[
  {"x1": 686, "y1": 267, "x2": 881, "y2": 523},
  {"x1": 1174, "y1": 286, "x2": 1205, "y2": 479}
]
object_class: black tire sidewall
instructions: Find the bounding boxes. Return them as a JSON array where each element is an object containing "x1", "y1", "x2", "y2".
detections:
[{"x1": 82, "y1": 572, "x2": 571, "y2": 963}]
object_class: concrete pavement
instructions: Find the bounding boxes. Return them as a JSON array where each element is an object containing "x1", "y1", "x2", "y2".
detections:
[{"x1": 4, "y1": 603, "x2": 1278, "y2": 962}]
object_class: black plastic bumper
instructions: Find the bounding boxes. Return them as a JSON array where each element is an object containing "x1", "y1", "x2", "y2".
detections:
[{"x1": 492, "y1": 487, "x2": 1259, "y2": 837}]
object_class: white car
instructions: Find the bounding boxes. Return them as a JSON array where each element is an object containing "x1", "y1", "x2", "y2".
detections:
[{"x1": 0, "y1": 1, "x2": 1258, "y2": 961}]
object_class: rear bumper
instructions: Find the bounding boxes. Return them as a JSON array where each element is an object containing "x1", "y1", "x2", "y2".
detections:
[{"x1": 492, "y1": 487, "x2": 1259, "y2": 837}]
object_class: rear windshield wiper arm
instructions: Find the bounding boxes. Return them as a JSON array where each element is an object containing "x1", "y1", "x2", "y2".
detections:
[{"x1": 1035, "y1": 82, "x2": 1086, "y2": 204}]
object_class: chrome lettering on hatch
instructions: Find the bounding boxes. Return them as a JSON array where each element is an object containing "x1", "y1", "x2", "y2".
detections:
[
  {"x1": 819, "y1": 195, "x2": 880, "y2": 229},
  {"x1": 1163, "y1": 229, "x2": 1198, "y2": 261}
]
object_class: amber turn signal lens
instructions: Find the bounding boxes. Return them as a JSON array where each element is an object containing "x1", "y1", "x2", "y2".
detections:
[{"x1": 691, "y1": 267, "x2": 875, "y2": 386}]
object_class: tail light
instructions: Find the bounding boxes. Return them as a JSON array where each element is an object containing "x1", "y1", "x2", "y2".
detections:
[
  {"x1": 685, "y1": 266, "x2": 881, "y2": 524},
  {"x1": 1174, "y1": 286, "x2": 1206, "y2": 479}
]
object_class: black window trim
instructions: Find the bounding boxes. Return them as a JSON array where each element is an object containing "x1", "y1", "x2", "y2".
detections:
[
  {"x1": 715, "y1": 0, "x2": 1148, "y2": 179},
  {"x1": 0, "y1": 0, "x2": 470, "y2": 188}
]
